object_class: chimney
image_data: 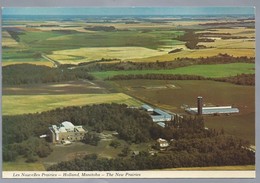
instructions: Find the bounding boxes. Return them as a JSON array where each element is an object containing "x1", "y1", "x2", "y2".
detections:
[{"x1": 197, "y1": 96, "x2": 203, "y2": 115}]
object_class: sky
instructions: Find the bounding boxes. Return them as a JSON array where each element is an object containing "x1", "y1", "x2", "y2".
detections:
[{"x1": 2, "y1": 7, "x2": 255, "y2": 16}]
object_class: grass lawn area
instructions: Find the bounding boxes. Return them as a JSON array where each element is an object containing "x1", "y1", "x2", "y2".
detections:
[
  {"x1": 91, "y1": 63, "x2": 255, "y2": 80},
  {"x1": 3, "y1": 162, "x2": 46, "y2": 171},
  {"x1": 2, "y1": 93, "x2": 143, "y2": 115}
]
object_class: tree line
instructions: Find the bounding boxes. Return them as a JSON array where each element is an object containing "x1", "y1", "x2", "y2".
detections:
[
  {"x1": 72, "y1": 54, "x2": 254, "y2": 72},
  {"x1": 108, "y1": 73, "x2": 255, "y2": 86},
  {"x1": 3, "y1": 103, "x2": 254, "y2": 169},
  {"x1": 2, "y1": 64, "x2": 94, "y2": 86},
  {"x1": 47, "y1": 134, "x2": 254, "y2": 171},
  {"x1": 2, "y1": 104, "x2": 160, "y2": 162}
]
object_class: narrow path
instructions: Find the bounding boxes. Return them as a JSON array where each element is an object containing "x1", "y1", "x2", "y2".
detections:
[{"x1": 41, "y1": 54, "x2": 60, "y2": 68}]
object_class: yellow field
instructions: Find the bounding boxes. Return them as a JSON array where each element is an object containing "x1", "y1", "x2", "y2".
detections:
[
  {"x1": 198, "y1": 27, "x2": 255, "y2": 37},
  {"x1": 2, "y1": 31, "x2": 21, "y2": 48},
  {"x1": 3, "y1": 162, "x2": 46, "y2": 171},
  {"x1": 47, "y1": 47, "x2": 167, "y2": 64},
  {"x1": 198, "y1": 39, "x2": 255, "y2": 49},
  {"x1": 2, "y1": 61, "x2": 54, "y2": 67},
  {"x1": 132, "y1": 47, "x2": 255, "y2": 62},
  {"x1": 2, "y1": 93, "x2": 143, "y2": 115}
]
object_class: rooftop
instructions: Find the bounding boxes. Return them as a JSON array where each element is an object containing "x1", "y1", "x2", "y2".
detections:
[{"x1": 186, "y1": 106, "x2": 239, "y2": 115}]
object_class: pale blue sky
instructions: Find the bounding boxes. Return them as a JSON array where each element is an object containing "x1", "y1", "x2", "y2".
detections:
[{"x1": 3, "y1": 7, "x2": 255, "y2": 15}]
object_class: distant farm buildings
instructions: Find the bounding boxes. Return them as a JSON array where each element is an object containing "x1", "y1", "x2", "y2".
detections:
[
  {"x1": 185, "y1": 96, "x2": 239, "y2": 115},
  {"x1": 49, "y1": 121, "x2": 87, "y2": 144},
  {"x1": 141, "y1": 104, "x2": 173, "y2": 127},
  {"x1": 156, "y1": 138, "x2": 169, "y2": 150}
]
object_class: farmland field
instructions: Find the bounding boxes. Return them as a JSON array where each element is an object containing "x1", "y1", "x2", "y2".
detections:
[
  {"x1": 2, "y1": 9, "x2": 256, "y2": 172},
  {"x1": 2, "y1": 93, "x2": 143, "y2": 115},
  {"x1": 2, "y1": 19, "x2": 255, "y2": 65},
  {"x1": 112, "y1": 79, "x2": 255, "y2": 144},
  {"x1": 47, "y1": 47, "x2": 168, "y2": 64},
  {"x1": 3, "y1": 80, "x2": 109, "y2": 95},
  {"x1": 3, "y1": 162, "x2": 46, "y2": 171},
  {"x1": 91, "y1": 63, "x2": 255, "y2": 80}
]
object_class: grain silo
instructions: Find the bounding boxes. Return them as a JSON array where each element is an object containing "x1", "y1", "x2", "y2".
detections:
[{"x1": 197, "y1": 96, "x2": 203, "y2": 115}]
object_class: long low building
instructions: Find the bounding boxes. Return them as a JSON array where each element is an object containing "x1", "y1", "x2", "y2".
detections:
[
  {"x1": 185, "y1": 106, "x2": 239, "y2": 115},
  {"x1": 151, "y1": 109, "x2": 172, "y2": 122},
  {"x1": 141, "y1": 104, "x2": 173, "y2": 126}
]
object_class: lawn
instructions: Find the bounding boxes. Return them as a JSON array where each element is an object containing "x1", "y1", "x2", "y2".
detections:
[
  {"x1": 2, "y1": 93, "x2": 143, "y2": 115},
  {"x1": 3, "y1": 162, "x2": 46, "y2": 171},
  {"x1": 91, "y1": 63, "x2": 255, "y2": 80}
]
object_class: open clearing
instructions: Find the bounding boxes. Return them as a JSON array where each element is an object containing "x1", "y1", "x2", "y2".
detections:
[
  {"x1": 2, "y1": 93, "x2": 143, "y2": 115},
  {"x1": 112, "y1": 79, "x2": 255, "y2": 144},
  {"x1": 91, "y1": 63, "x2": 255, "y2": 80}
]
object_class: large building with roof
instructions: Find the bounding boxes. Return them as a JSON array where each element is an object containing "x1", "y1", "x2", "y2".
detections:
[
  {"x1": 49, "y1": 121, "x2": 87, "y2": 144},
  {"x1": 185, "y1": 97, "x2": 239, "y2": 115},
  {"x1": 186, "y1": 106, "x2": 239, "y2": 115},
  {"x1": 141, "y1": 104, "x2": 173, "y2": 127}
]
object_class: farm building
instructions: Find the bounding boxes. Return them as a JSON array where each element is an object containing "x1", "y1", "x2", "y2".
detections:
[
  {"x1": 151, "y1": 109, "x2": 172, "y2": 122},
  {"x1": 156, "y1": 138, "x2": 169, "y2": 150},
  {"x1": 141, "y1": 104, "x2": 154, "y2": 112},
  {"x1": 141, "y1": 104, "x2": 173, "y2": 127},
  {"x1": 185, "y1": 96, "x2": 239, "y2": 115},
  {"x1": 49, "y1": 121, "x2": 87, "y2": 144},
  {"x1": 185, "y1": 106, "x2": 239, "y2": 115}
]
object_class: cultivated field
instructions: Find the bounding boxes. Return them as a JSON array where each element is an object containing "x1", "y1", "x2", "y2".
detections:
[
  {"x1": 2, "y1": 18, "x2": 255, "y2": 66},
  {"x1": 3, "y1": 80, "x2": 109, "y2": 95},
  {"x1": 48, "y1": 47, "x2": 168, "y2": 64},
  {"x1": 2, "y1": 93, "x2": 143, "y2": 115},
  {"x1": 112, "y1": 79, "x2": 255, "y2": 144},
  {"x1": 91, "y1": 63, "x2": 255, "y2": 80}
]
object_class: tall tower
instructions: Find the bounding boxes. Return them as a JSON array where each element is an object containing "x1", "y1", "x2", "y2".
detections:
[{"x1": 197, "y1": 96, "x2": 203, "y2": 115}]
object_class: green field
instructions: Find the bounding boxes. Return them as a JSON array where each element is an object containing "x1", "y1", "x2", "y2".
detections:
[
  {"x1": 2, "y1": 93, "x2": 143, "y2": 115},
  {"x1": 91, "y1": 63, "x2": 255, "y2": 80},
  {"x1": 3, "y1": 162, "x2": 46, "y2": 171},
  {"x1": 15, "y1": 30, "x2": 184, "y2": 52}
]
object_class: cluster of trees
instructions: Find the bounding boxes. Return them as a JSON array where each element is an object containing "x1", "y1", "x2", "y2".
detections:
[
  {"x1": 2, "y1": 64, "x2": 94, "y2": 86},
  {"x1": 3, "y1": 103, "x2": 255, "y2": 169},
  {"x1": 47, "y1": 115, "x2": 255, "y2": 171},
  {"x1": 3, "y1": 137, "x2": 52, "y2": 162},
  {"x1": 214, "y1": 74, "x2": 255, "y2": 86},
  {"x1": 6, "y1": 30, "x2": 24, "y2": 42},
  {"x1": 84, "y1": 26, "x2": 116, "y2": 31},
  {"x1": 82, "y1": 132, "x2": 101, "y2": 146},
  {"x1": 108, "y1": 73, "x2": 255, "y2": 86},
  {"x1": 176, "y1": 30, "x2": 215, "y2": 49},
  {"x1": 47, "y1": 134, "x2": 254, "y2": 171},
  {"x1": 198, "y1": 21, "x2": 255, "y2": 28},
  {"x1": 177, "y1": 30, "x2": 200, "y2": 49},
  {"x1": 2, "y1": 103, "x2": 160, "y2": 162},
  {"x1": 168, "y1": 48, "x2": 183, "y2": 54},
  {"x1": 73, "y1": 54, "x2": 254, "y2": 72}
]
